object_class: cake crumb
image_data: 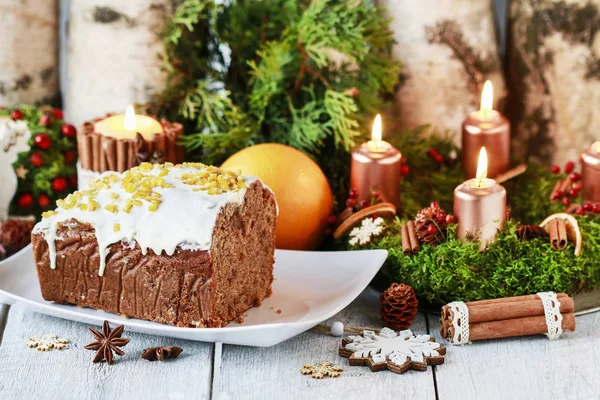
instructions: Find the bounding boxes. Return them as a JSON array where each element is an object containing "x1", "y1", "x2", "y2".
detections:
[
  {"x1": 236, "y1": 317, "x2": 245, "y2": 324},
  {"x1": 276, "y1": 309, "x2": 282, "y2": 314},
  {"x1": 269, "y1": 306, "x2": 275, "y2": 310}
]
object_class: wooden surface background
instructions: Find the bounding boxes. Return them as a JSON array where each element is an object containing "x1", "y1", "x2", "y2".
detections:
[{"x1": 1, "y1": 288, "x2": 598, "y2": 400}]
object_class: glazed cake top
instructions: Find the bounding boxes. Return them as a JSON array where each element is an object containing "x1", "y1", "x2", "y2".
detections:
[{"x1": 34, "y1": 162, "x2": 262, "y2": 276}]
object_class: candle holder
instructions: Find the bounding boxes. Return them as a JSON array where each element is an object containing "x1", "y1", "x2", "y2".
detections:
[
  {"x1": 350, "y1": 142, "x2": 402, "y2": 208},
  {"x1": 462, "y1": 110, "x2": 510, "y2": 179},
  {"x1": 581, "y1": 142, "x2": 600, "y2": 203}
]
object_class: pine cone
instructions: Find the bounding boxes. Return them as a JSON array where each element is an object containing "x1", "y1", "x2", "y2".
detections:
[
  {"x1": 0, "y1": 218, "x2": 35, "y2": 255},
  {"x1": 379, "y1": 283, "x2": 418, "y2": 330},
  {"x1": 414, "y1": 202, "x2": 447, "y2": 245}
]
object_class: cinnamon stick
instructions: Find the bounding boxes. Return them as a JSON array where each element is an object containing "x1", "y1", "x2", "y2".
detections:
[
  {"x1": 82, "y1": 134, "x2": 93, "y2": 170},
  {"x1": 448, "y1": 313, "x2": 576, "y2": 341},
  {"x1": 402, "y1": 224, "x2": 411, "y2": 255},
  {"x1": 128, "y1": 140, "x2": 137, "y2": 170},
  {"x1": 103, "y1": 136, "x2": 117, "y2": 171},
  {"x1": 495, "y1": 164, "x2": 527, "y2": 184},
  {"x1": 407, "y1": 221, "x2": 419, "y2": 253},
  {"x1": 443, "y1": 296, "x2": 574, "y2": 325},
  {"x1": 549, "y1": 219, "x2": 568, "y2": 250},
  {"x1": 117, "y1": 140, "x2": 128, "y2": 172}
]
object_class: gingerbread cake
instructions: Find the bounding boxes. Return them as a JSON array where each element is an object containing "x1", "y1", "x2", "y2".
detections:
[{"x1": 32, "y1": 162, "x2": 277, "y2": 328}]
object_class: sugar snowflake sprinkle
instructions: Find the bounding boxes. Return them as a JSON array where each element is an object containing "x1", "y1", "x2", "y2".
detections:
[
  {"x1": 349, "y1": 217, "x2": 385, "y2": 246},
  {"x1": 26, "y1": 334, "x2": 70, "y2": 351}
]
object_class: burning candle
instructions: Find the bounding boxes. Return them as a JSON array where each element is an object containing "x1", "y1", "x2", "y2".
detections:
[
  {"x1": 462, "y1": 80, "x2": 510, "y2": 179},
  {"x1": 350, "y1": 114, "x2": 402, "y2": 208},
  {"x1": 454, "y1": 147, "x2": 507, "y2": 249},
  {"x1": 94, "y1": 105, "x2": 163, "y2": 140},
  {"x1": 581, "y1": 141, "x2": 600, "y2": 203}
]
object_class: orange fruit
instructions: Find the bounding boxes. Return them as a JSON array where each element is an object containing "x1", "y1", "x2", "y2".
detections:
[{"x1": 221, "y1": 143, "x2": 333, "y2": 250}]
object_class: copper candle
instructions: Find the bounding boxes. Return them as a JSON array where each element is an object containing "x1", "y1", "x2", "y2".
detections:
[
  {"x1": 350, "y1": 115, "x2": 402, "y2": 208},
  {"x1": 581, "y1": 141, "x2": 600, "y2": 203},
  {"x1": 462, "y1": 80, "x2": 510, "y2": 179},
  {"x1": 454, "y1": 147, "x2": 507, "y2": 249}
]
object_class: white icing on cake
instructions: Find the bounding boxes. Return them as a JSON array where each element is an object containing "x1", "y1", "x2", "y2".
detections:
[
  {"x1": 76, "y1": 162, "x2": 101, "y2": 189},
  {"x1": 33, "y1": 162, "x2": 263, "y2": 276}
]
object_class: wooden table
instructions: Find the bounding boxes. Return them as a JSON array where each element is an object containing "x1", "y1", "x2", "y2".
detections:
[{"x1": 0, "y1": 288, "x2": 598, "y2": 400}]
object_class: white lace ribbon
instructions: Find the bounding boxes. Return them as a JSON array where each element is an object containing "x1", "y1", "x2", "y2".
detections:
[
  {"x1": 537, "y1": 292, "x2": 563, "y2": 340},
  {"x1": 448, "y1": 301, "x2": 470, "y2": 345}
]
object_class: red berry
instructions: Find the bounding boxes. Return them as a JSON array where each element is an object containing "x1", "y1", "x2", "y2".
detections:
[
  {"x1": 583, "y1": 202, "x2": 593, "y2": 212},
  {"x1": 324, "y1": 227, "x2": 333, "y2": 236},
  {"x1": 371, "y1": 214, "x2": 379, "y2": 219},
  {"x1": 69, "y1": 174, "x2": 78, "y2": 188},
  {"x1": 568, "y1": 188, "x2": 579, "y2": 198},
  {"x1": 34, "y1": 133, "x2": 52, "y2": 150},
  {"x1": 445, "y1": 214, "x2": 456, "y2": 224},
  {"x1": 572, "y1": 182, "x2": 583, "y2": 191},
  {"x1": 372, "y1": 191, "x2": 380, "y2": 199},
  {"x1": 400, "y1": 164, "x2": 410, "y2": 176},
  {"x1": 593, "y1": 203, "x2": 600, "y2": 213},
  {"x1": 39, "y1": 114, "x2": 52, "y2": 127},
  {"x1": 30, "y1": 152, "x2": 44, "y2": 167},
  {"x1": 426, "y1": 224, "x2": 438, "y2": 235},
  {"x1": 428, "y1": 149, "x2": 439, "y2": 158},
  {"x1": 61, "y1": 123, "x2": 76, "y2": 138},
  {"x1": 52, "y1": 177, "x2": 68, "y2": 192},
  {"x1": 551, "y1": 190, "x2": 563, "y2": 200},
  {"x1": 38, "y1": 194, "x2": 50, "y2": 208},
  {"x1": 551, "y1": 165, "x2": 560, "y2": 174},
  {"x1": 359, "y1": 200, "x2": 369, "y2": 209},
  {"x1": 563, "y1": 197, "x2": 571, "y2": 206},
  {"x1": 435, "y1": 211, "x2": 447, "y2": 223},
  {"x1": 327, "y1": 215, "x2": 337, "y2": 225},
  {"x1": 346, "y1": 198, "x2": 356, "y2": 208},
  {"x1": 569, "y1": 172, "x2": 581, "y2": 182},
  {"x1": 575, "y1": 207, "x2": 585, "y2": 215},
  {"x1": 51, "y1": 108, "x2": 63, "y2": 119},
  {"x1": 430, "y1": 202, "x2": 439, "y2": 209},
  {"x1": 564, "y1": 161, "x2": 575, "y2": 173},
  {"x1": 348, "y1": 189, "x2": 359, "y2": 199},
  {"x1": 10, "y1": 109, "x2": 23, "y2": 120},
  {"x1": 434, "y1": 154, "x2": 444, "y2": 163},
  {"x1": 63, "y1": 151, "x2": 76, "y2": 164},
  {"x1": 17, "y1": 193, "x2": 33, "y2": 208}
]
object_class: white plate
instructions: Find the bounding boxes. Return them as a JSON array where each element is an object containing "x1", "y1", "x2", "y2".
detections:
[{"x1": 0, "y1": 245, "x2": 387, "y2": 347}]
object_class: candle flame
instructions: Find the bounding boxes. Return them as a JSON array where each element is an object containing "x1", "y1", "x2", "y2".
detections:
[
  {"x1": 371, "y1": 114, "x2": 382, "y2": 142},
  {"x1": 480, "y1": 80, "x2": 493, "y2": 112},
  {"x1": 476, "y1": 147, "x2": 488, "y2": 182},
  {"x1": 124, "y1": 105, "x2": 136, "y2": 131}
]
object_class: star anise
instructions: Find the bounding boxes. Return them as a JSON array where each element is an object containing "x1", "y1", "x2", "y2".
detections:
[
  {"x1": 516, "y1": 224, "x2": 549, "y2": 240},
  {"x1": 141, "y1": 346, "x2": 183, "y2": 361},
  {"x1": 84, "y1": 320, "x2": 129, "y2": 364}
]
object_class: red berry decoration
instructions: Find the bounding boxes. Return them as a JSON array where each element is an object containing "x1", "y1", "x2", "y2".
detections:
[
  {"x1": 10, "y1": 109, "x2": 23, "y2": 120},
  {"x1": 327, "y1": 215, "x2": 337, "y2": 225},
  {"x1": 551, "y1": 190, "x2": 563, "y2": 200},
  {"x1": 51, "y1": 108, "x2": 63, "y2": 119},
  {"x1": 426, "y1": 224, "x2": 438, "y2": 235},
  {"x1": 39, "y1": 114, "x2": 52, "y2": 127},
  {"x1": 445, "y1": 214, "x2": 456, "y2": 224},
  {"x1": 428, "y1": 149, "x2": 439, "y2": 158},
  {"x1": 568, "y1": 188, "x2": 579, "y2": 198},
  {"x1": 34, "y1": 133, "x2": 52, "y2": 150},
  {"x1": 358, "y1": 199, "x2": 369, "y2": 209},
  {"x1": 346, "y1": 198, "x2": 356, "y2": 208},
  {"x1": 61, "y1": 123, "x2": 76, "y2": 138},
  {"x1": 400, "y1": 164, "x2": 410, "y2": 176},
  {"x1": 564, "y1": 161, "x2": 575, "y2": 174},
  {"x1": 29, "y1": 152, "x2": 44, "y2": 167},
  {"x1": 17, "y1": 193, "x2": 33, "y2": 208},
  {"x1": 348, "y1": 188, "x2": 359, "y2": 199},
  {"x1": 415, "y1": 202, "x2": 447, "y2": 245},
  {"x1": 569, "y1": 172, "x2": 581, "y2": 182},
  {"x1": 575, "y1": 207, "x2": 585, "y2": 215},
  {"x1": 69, "y1": 174, "x2": 78, "y2": 188},
  {"x1": 551, "y1": 165, "x2": 560, "y2": 174},
  {"x1": 372, "y1": 190, "x2": 380, "y2": 199},
  {"x1": 63, "y1": 151, "x2": 76, "y2": 164},
  {"x1": 38, "y1": 194, "x2": 51, "y2": 208},
  {"x1": 563, "y1": 197, "x2": 571, "y2": 206},
  {"x1": 434, "y1": 154, "x2": 444, "y2": 163},
  {"x1": 324, "y1": 227, "x2": 333, "y2": 236},
  {"x1": 52, "y1": 177, "x2": 68, "y2": 192},
  {"x1": 593, "y1": 203, "x2": 600, "y2": 214},
  {"x1": 572, "y1": 182, "x2": 583, "y2": 191}
]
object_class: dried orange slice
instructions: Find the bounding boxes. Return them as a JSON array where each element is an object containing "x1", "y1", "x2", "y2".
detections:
[
  {"x1": 333, "y1": 202, "x2": 396, "y2": 239},
  {"x1": 539, "y1": 213, "x2": 582, "y2": 256}
]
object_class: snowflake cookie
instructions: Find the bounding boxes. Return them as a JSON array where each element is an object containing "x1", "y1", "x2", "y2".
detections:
[
  {"x1": 339, "y1": 328, "x2": 445, "y2": 374},
  {"x1": 300, "y1": 362, "x2": 343, "y2": 379},
  {"x1": 26, "y1": 334, "x2": 70, "y2": 351}
]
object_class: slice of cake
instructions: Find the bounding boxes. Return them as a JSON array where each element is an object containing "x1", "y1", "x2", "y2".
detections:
[{"x1": 32, "y1": 162, "x2": 277, "y2": 328}]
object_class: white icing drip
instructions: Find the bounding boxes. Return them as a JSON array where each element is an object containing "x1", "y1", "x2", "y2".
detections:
[
  {"x1": 33, "y1": 164, "x2": 263, "y2": 276},
  {"x1": 76, "y1": 162, "x2": 101, "y2": 189}
]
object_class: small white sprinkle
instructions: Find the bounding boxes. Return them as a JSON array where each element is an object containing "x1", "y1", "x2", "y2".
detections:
[{"x1": 331, "y1": 321, "x2": 344, "y2": 337}]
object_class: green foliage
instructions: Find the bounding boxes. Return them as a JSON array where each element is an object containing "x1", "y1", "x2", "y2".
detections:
[
  {"x1": 361, "y1": 217, "x2": 600, "y2": 305},
  {"x1": 1, "y1": 105, "x2": 77, "y2": 219},
  {"x1": 153, "y1": 0, "x2": 401, "y2": 183}
]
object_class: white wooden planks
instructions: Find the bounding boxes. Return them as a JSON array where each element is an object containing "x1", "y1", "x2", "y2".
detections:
[
  {"x1": 0, "y1": 305, "x2": 213, "y2": 400},
  {"x1": 428, "y1": 312, "x2": 600, "y2": 400},
  {"x1": 214, "y1": 288, "x2": 437, "y2": 400}
]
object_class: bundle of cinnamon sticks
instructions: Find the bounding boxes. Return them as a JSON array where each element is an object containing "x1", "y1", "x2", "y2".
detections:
[
  {"x1": 440, "y1": 293, "x2": 576, "y2": 343},
  {"x1": 401, "y1": 221, "x2": 419, "y2": 255}
]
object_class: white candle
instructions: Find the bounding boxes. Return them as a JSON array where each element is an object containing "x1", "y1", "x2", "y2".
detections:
[{"x1": 94, "y1": 105, "x2": 163, "y2": 140}]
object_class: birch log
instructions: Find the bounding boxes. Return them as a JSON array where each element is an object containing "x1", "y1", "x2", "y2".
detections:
[
  {"x1": 0, "y1": 0, "x2": 59, "y2": 106},
  {"x1": 506, "y1": 0, "x2": 600, "y2": 166},
  {"x1": 66, "y1": 1, "x2": 177, "y2": 126},
  {"x1": 380, "y1": 0, "x2": 506, "y2": 144}
]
